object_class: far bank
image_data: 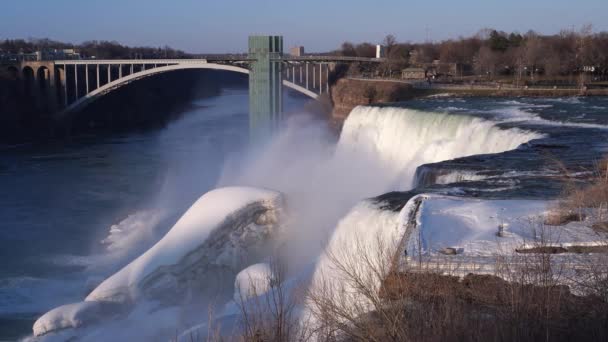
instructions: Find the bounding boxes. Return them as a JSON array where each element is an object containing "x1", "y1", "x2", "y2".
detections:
[{"x1": 328, "y1": 78, "x2": 608, "y2": 128}]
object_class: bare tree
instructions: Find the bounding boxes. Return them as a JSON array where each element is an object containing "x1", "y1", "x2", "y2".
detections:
[
  {"x1": 382, "y1": 34, "x2": 397, "y2": 55},
  {"x1": 523, "y1": 34, "x2": 545, "y2": 81},
  {"x1": 339, "y1": 42, "x2": 356, "y2": 57},
  {"x1": 474, "y1": 46, "x2": 499, "y2": 78},
  {"x1": 235, "y1": 259, "x2": 312, "y2": 342}
]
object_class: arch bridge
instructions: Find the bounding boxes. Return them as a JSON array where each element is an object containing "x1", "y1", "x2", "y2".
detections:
[{"x1": 7, "y1": 36, "x2": 383, "y2": 138}]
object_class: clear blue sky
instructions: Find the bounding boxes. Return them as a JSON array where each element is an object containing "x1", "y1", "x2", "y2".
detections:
[{"x1": 1, "y1": 0, "x2": 606, "y2": 53}]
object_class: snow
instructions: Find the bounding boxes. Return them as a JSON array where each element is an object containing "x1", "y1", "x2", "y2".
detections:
[
  {"x1": 86, "y1": 186, "x2": 282, "y2": 303},
  {"x1": 30, "y1": 302, "x2": 181, "y2": 342},
  {"x1": 234, "y1": 263, "x2": 274, "y2": 302},
  {"x1": 101, "y1": 209, "x2": 165, "y2": 254},
  {"x1": 406, "y1": 195, "x2": 606, "y2": 260},
  {"x1": 33, "y1": 301, "x2": 121, "y2": 337}
]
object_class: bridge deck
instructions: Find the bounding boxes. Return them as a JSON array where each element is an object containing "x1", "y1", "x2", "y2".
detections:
[
  {"x1": 53, "y1": 59, "x2": 211, "y2": 65},
  {"x1": 52, "y1": 56, "x2": 384, "y2": 65},
  {"x1": 280, "y1": 56, "x2": 385, "y2": 62}
]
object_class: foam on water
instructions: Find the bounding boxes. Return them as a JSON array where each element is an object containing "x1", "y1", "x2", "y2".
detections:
[
  {"x1": 491, "y1": 102, "x2": 608, "y2": 129},
  {"x1": 434, "y1": 171, "x2": 488, "y2": 185}
]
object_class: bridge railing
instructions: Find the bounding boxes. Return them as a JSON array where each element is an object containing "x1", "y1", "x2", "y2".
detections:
[
  {"x1": 50, "y1": 55, "x2": 384, "y2": 64},
  {"x1": 279, "y1": 56, "x2": 385, "y2": 63},
  {"x1": 53, "y1": 58, "x2": 211, "y2": 65}
]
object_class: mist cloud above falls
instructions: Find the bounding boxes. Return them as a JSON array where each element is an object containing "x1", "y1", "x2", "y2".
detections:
[{"x1": 216, "y1": 114, "x2": 401, "y2": 269}]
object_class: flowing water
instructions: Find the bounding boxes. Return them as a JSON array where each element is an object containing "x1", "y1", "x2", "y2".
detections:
[{"x1": 2, "y1": 85, "x2": 608, "y2": 339}]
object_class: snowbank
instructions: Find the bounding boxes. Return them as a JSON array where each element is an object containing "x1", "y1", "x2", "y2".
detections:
[{"x1": 405, "y1": 196, "x2": 606, "y2": 269}]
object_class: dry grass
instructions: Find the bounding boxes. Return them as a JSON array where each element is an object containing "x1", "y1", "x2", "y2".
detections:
[{"x1": 547, "y1": 157, "x2": 608, "y2": 226}]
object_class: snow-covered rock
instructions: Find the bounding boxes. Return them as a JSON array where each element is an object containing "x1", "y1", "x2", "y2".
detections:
[
  {"x1": 33, "y1": 186, "x2": 285, "y2": 337},
  {"x1": 86, "y1": 186, "x2": 285, "y2": 304},
  {"x1": 33, "y1": 301, "x2": 123, "y2": 337}
]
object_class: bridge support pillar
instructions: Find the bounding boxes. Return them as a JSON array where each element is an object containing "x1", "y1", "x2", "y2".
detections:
[
  {"x1": 60, "y1": 65, "x2": 67, "y2": 108},
  {"x1": 47, "y1": 65, "x2": 58, "y2": 112},
  {"x1": 248, "y1": 35, "x2": 283, "y2": 140}
]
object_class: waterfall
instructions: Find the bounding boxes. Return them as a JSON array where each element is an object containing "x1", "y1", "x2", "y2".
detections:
[{"x1": 336, "y1": 106, "x2": 543, "y2": 189}]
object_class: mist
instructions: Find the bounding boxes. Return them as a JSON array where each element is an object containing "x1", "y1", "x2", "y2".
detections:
[
  {"x1": 217, "y1": 117, "x2": 384, "y2": 271},
  {"x1": 217, "y1": 107, "x2": 542, "y2": 273}
]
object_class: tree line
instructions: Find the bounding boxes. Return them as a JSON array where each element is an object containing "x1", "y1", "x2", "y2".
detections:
[
  {"x1": 336, "y1": 25, "x2": 608, "y2": 82},
  {"x1": 0, "y1": 38, "x2": 188, "y2": 59}
]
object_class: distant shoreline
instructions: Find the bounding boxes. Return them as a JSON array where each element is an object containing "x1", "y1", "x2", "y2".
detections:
[
  {"x1": 413, "y1": 85, "x2": 608, "y2": 98},
  {"x1": 328, "y1": 78, "x2": 608, "y2": 128},
  {"x1": 344, "y1": 77, "x2": 608, "y2": 97}
]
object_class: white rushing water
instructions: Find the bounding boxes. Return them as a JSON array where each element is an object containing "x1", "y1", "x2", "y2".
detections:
[
  {"x1": 337, "y1": 106, "x2": 544, "y2": 188},
  {"x1": 32, "y1": 105, "x2": 544, "y2": 341}
]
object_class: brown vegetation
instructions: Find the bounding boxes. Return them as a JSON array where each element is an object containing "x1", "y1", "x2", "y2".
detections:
[
  {"x1": 548, "y1": 157, "x2": 608, "y2": 226},
  {"x1": 375, "y1": 271, "x2": 608, "y2": 342}
]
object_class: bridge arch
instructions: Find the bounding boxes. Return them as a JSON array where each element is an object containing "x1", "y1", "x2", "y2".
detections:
[
  {"x1": 62, "y1": 63, "x2": 318, "y2": 114},
  {"x1": 22, "y1": 66, "x2": 35, "y2": 97},
  {"x1": 37, "y1": 66, "x2": 50, "y2": 91}
]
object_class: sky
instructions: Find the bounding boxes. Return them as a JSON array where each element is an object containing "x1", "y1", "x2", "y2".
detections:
[{"x1": 1, "y1": 0, "x2": 606, "y2": 53}]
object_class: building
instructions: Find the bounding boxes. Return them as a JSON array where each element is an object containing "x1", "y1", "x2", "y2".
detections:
[
  {"x1": 35, "y1": 49, "x2": 81, "y2": 61},
  {"x1": 401, "y1": 67, "x2": 426, "y2": 79},
  {"x1": 426, "y1": 61, "x2": 473, "y2": 78},
  {"x1": 375, "y1": 45, "x2": 385, "y2": 58},
  {"x1": 1, "y1": 49, "x2": 81, "y2": 62},
  {"x1": 0, "y1": 52, "x2": 37, "y2": 62},
  {"x1": 290, "y1": 46, "x2": 304, "y2": 57}
]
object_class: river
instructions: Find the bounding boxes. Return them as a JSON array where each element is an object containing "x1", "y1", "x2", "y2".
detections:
[{"x1": 0, "y1": 86, "x2": 307, "y2": 339}]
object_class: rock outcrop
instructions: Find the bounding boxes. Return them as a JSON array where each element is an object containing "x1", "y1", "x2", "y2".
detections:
[{"x1": 330, "y1": 78, "x2": 414, "y2": 127}]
